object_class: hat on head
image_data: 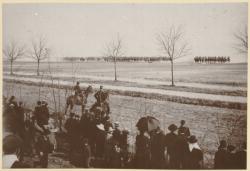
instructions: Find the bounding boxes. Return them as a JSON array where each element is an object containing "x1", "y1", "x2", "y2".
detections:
[
  {"x1": 97, "y1": 124, "x2": 105, "y2": 131},
  {"x1": 9, "y1": 103, "x2": 14, "y2": 107},
  {"x1": 122, "y1": 129, "x2": 130, "y2": 134},
  {"x1": 69, "y1": 112, "x2": 75, "y2": 117},
  {"x1": 219, "y1": 140, "x2": 227, "y2": 149},
  {"x1": 3, "y1": 135, "x2": 23, "y2": 154},
  {"x1": 108, "y1": 126, "x2": 114, "y2": 133},
  {"x1": 227, "y1": 145, "x2": 236, "y2": 152},
  {"x1": 188, "y1": 135, "x2": 198, "y2": 144},
  {"x1": 181, "y1": 120, "x2": 186, "y2": 125},
  {"x1": 114, "y1": 122, "x2": 120, "y2": 127},
  {"x1": 168, "y1": 124, "x2": 178, "y2": 132}
]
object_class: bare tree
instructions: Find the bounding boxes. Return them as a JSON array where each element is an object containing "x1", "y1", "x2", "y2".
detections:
[
  {"x1": 234, "y1": 26, "x2": 248, "y2": 54},
  {"x1": 3, "y1": 40, "x2": 26, "y2": 75},
  {"x1": 104, "y1": 34, "x2": 123, "y2": 81},
  {"x1": 29, "y1": 36, "x2": 49, "y2": 76},
  {"x1": 157, "y1": 25, "x2": 191, "y2": 86}
]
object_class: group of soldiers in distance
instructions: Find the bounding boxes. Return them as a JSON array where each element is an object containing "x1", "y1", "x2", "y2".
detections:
[
  {"x1": 2, "y1": 83, "x2": 247, "y2": 169},
  {"x1": 194, "y1": 56, "x2": 230, "y2": 64}
]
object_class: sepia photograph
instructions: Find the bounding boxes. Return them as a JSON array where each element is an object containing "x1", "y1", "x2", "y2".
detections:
[{"x1": 2, "y1": 2, "x2": 247, "y2": 169}]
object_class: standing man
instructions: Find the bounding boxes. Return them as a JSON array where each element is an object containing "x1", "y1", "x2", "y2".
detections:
[
  {"x1": 178, "y1": 120, "x2": 190, "y2": 138},
  {"x1": 165, "y1": 124, "x2": 179, "y2": 169},
  {"x1": 150, "y1": 127, "x2": 165, "y2": 169},
  {"x1": 214, "y1": 140, "x2": 227, "y2": 169}
]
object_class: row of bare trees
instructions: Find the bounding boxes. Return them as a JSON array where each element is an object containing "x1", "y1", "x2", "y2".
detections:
[
  {"x1": 3, "y1": 36, "x2": 49, "y2": 76},
  {"x1": 3, "y1": 25, "x2": 248, "y2": 86}
]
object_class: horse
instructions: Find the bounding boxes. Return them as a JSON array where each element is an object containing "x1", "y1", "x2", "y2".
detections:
[
  {"x1": 90, "y1": 91, "x2": 110, "y2": 120},
  {"x1": 65, "y1": 85, "x2": 93, "y2": 115}
]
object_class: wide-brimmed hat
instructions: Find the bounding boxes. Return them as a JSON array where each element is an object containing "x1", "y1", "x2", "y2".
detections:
[
  {"x1": 97, "y1": 124, "x2": 105, "y2": 131},
  {"x1": 188, "y1": 135, "x2": 198, "y2": 144},
  {"x1": 168, "y1": 124, "x2": 178, "y2": 132}
]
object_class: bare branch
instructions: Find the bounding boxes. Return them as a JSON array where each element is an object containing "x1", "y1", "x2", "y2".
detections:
[{"x1": 233, "y1": 26, "x2": 248, "y2": 54}]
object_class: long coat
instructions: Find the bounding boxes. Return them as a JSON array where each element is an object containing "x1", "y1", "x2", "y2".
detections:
[
  {"x1": 134, "y1": 133, "x2": 151, "y2": 169},
  {"x1": 165, "y1": 132, "x2": 179, "y2": 168},
  {"x1": 186, "y1": 148, "x2": 203, "y2": 169},
  {"x1": 235, "y1": 150, "x2": 246, "y2": 169},
  {"x1": 214, "y1": 148, "x2": 227, "y2": 169},
  {"x1": 150, "y1": 129, "x2": 165, "y2": 169}
]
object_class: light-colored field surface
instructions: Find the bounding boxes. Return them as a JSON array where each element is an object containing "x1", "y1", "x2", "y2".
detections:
[
  {"x1": 4, "y1": 61, "x2": 247, "y2": 86},
  {"x1": 3, "y1": 62, "x2": 247, "y2": 168},
  {"x1": 3, "y1": 82, "x2": 246, "y2": 168}
]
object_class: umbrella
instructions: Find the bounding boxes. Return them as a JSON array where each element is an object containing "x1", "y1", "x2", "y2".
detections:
[{"x1": 136, "y1": 116, "x2": 160, "y2": 132}]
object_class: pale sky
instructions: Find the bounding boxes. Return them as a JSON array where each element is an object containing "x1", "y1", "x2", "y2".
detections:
[{"x1": 3, "y1": 3, "x2": 248, "y2": 62}]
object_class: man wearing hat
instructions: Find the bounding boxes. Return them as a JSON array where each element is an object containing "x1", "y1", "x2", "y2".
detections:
[
  {"x1": 113, "y1": 122, "x2": 122, "y2": 145},
  {"x1": 185, "y1": 135, "x2": 203, "y2": 169},
  {"x1": 214, "y1": 140, "x2": 227, "y2": 169},
  {"x1": 225, "y1": 145, "x2": 237, "y2": 169},
  {"x1": 3, "y1": 134, "x2": 30, "y2": 168},
  {"x1": 150, "y1": 126, "x2": 165, "y2": 169},
  {"x1": 94, "y1": 85, "x2": 109, "y2": 105},
  {"x1": 235, "y1": 142, "x2": 246, "y2": 169},
  {"x1": 165, "y1": 124, "x2": 179, "y2": 169},
  {"x1": 74, "y1": 81, "x2": 82, "y2": 97}
]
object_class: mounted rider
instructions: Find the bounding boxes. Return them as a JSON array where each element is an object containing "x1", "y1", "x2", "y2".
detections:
[
  {"x1": 91, "y1": 85, "x2": 110, "y2": 116},
  {"x1": 74, "y1": 81, "x2": 82, "y2": 97},
  {"x1": 94, "y1": 86, "x2": 106, "y2": 104}
]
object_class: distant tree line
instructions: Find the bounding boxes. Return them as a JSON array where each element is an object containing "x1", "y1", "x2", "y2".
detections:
[
  {"x1": 63, "y1": 56, "x2": 170, "y2": 62},
  {"x1": 194, "y1": 56, "x2": 230, "y2": 64}
]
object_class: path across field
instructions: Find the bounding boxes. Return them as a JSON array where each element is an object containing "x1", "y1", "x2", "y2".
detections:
[
  {"x1": 3, "y1": 71, "x2": 247, "y2": 91},
  {"x1": 4, "y1": 74, "x2": 247, "y2": 110}
]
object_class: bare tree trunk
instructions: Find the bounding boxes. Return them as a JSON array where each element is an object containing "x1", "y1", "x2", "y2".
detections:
[
  {"x1": 171, "y1": 59, "x2": 174, "y2": 86},
  {"x1": 37, "y1": 60, "x2": 40, "y2": 76},
  {"x1": 10, "y1": 60, "x2": 13, "y2": 75},
  {"x1": 114, "y1": 56, "x2": 117, "y2": 81}
]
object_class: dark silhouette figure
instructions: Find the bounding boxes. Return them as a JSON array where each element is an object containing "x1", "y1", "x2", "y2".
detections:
[
  {"x1": 165, "y1": 124, "x2": 179, "y2": 169},
  {"x1": 214, "y1": 140, "x2": 227, "y2": 169},
  {"x1": 178, "y1": 120, "x2": 190, "y2": 138}
]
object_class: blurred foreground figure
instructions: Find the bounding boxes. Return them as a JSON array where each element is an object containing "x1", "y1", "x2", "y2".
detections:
[{"x1": 3, "y1": 134, "x2": 30, "y2": 168}]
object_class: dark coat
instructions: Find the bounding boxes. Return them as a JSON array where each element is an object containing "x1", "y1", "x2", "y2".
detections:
[
  {"x1": 150, "y1": 129, "x2": 165, "y2": 169},
  {"x1": 214, "y1": 148, "x2": 227, "y2": 169},
  {"x1": 165, "y1": 132, "x2": 179, "y2": 169},
  {"x1": 165, "y1": 132, "x2": 178, "y2": 155},
  {"x1": 225, "y1": 152, "x2": 237, "y2": 169},
  {"x1": 178, "y1": 126, "x2": 190, "y2": 137},
  {"x1": 134, "y1": 134, "x2": 151, "y2": 169},
  {"x1": 11, "y1": 161, "x2": 30, "y2": 168},
  {"x1": 235, "y1": 150, "x2": 246, "y2": 169},
  {"x1": 175, "y1": 135, "x2": 189, "y2": 169},
  {"x1": 95, "y1": 129, "x2": 106, "y2": 158},
  {"x1": 186, "y1": 148, "x2": 203, "y2": 169}
]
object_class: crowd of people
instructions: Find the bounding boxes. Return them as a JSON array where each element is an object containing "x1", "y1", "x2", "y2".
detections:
[{"x1": 2, "y1": 85, "x2": 247, "y2": 169}]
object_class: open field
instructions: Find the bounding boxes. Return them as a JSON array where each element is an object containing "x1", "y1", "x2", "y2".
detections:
[
  {"x1": 3, "y1": 61, "x2": 247, "y2": 168},
  {"x1": 4, "y1": 61, "x2": 247, "y2": 86},
  {"x1": 3, "y1": 81, "x2": 247, "y2": 168}
]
